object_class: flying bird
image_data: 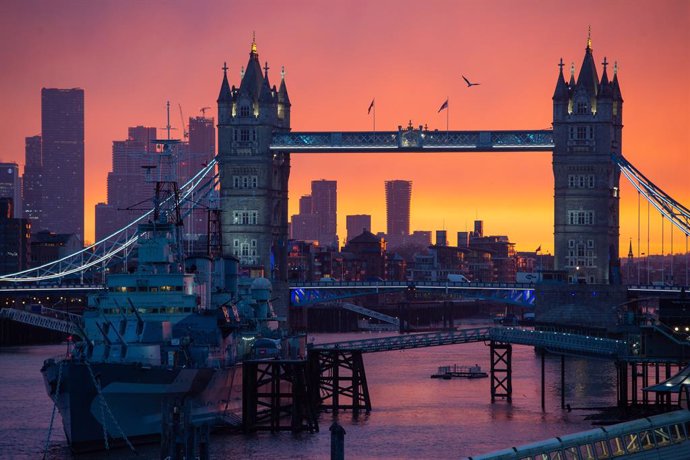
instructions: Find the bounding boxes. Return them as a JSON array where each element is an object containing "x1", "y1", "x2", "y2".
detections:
[{"x1": 462, "y1": 75, "x2": 480, "y2": 87}]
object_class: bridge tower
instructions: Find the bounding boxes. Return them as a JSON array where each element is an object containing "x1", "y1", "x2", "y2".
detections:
[
  {"x1": 552, "y1": 32, "x2": 623, "y2": 285},
  {"x1": 217, "y1": 38, "x2": 292, "y2": 314}
]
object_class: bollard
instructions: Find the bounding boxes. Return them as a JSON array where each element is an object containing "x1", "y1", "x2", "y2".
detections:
[{"x1": 330, "y1": 421, "x2": 346, "y2": 460}]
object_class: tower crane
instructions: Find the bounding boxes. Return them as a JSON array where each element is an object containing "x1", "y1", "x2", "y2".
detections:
[
  {"x1": 178, "y1": 103, "x2": 189, "y2": 139},
  {"x1": 199, "y1": 107, "x2": 211, "y2": 117}
]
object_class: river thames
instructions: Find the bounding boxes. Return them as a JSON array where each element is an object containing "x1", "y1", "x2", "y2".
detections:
[{"x1": 0, "y1": 324, "x2": 618, "y2": 459}]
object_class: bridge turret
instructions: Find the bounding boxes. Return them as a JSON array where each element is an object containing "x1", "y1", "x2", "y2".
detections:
[
  {"x1": 277, "y1": 67, "x2": 291, "y2": 126},
  {"x1": 552, "y1": 30, "x2": 622, "y2": 286},
  {"x1": 596, "y1": 58, "x2": 613, "y2": 119},
  {"x1": 217, "y1": 63, "x2": 232, "y2": 125},
  {"x1": 217, "y1": 36, "x2": 292, "y2": 321},
  {"x1": 552, "y1": 58, "x2": 570, "y2": 121},
  {"x1": 611, "y1": 64, "x2": 624, "y2": 122}
]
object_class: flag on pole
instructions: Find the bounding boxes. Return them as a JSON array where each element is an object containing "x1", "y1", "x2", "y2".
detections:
[
  {"x1": 368, "y1": 98, "x2": 375, "y2": 114},
  {"x1": 437, "y1": 98, "x2": 448, "y2": 113},
  {"x1": 535, "y1": 245, "x2": 542, "y2": 253}
]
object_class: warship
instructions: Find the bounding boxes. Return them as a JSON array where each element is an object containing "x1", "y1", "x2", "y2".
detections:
[{"x1": 41, "y1": 183, "x2": 284, "y2": 452}]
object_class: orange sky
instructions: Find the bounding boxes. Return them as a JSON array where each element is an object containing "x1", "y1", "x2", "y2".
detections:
[{"x1": 0, "y1": 0, "x2": 688, "y2": 255}]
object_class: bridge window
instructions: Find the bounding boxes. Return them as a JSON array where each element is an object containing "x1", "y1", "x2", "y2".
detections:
[
  {"x1": 577, "y1": 102, "x2": 588, "y2": 114},
  {"x1": 239, "y1": 105, "x2": 250, "y2": 117},
  {"x1": 240, "y1": 129, "x2": 250, "y2": 142},
  {"x1": 568, "y1": 174, "x2": 596, "y2": 189},
  {"x1": 569, "y1": 240, "x2": 575, "y2": 248},
  {"x1": 587, "y1": 240, "x2": 594, "y2": 248},
  {"x1": 232, "y1": 210, "x2": 259, "y2": 225},
  {"x1": 568, "y1": 210, "x2": 594, "y2": 225},
  {"x1": 232, "y1": 175, "x2": 259, "y2": 189}
]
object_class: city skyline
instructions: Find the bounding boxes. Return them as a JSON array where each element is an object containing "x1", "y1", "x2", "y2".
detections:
[{"x1": 0, "y1": 1, "x2": 687, "y2": 254}]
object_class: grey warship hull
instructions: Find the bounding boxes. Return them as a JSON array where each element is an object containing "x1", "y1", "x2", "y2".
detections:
[{"x1": 41, "y1": 358, "x2": 242, "y2": 452}]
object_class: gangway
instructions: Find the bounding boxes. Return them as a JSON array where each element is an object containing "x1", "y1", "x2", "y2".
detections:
[
  {"x1": 314, "y1": 326, "x2": 630, "y2": 358},
  {"x1": 0, "y1": 307, "x2": 83, "y2": 337},
  {"x1": 338, "y1": 302, "x2": 400, "y2": 328}
]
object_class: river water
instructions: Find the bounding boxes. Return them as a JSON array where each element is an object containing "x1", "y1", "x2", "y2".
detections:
[{"x1": 0, "y1": 323, "x2": 618, "y2": 459}]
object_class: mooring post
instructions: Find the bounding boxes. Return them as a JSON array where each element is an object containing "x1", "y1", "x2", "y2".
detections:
[
  {"x1": 330, "y1": 421, "x2": 346, "y2": 460},
  {"x1": 541, "y1": 351, "x2": 545, "y2": 412}
]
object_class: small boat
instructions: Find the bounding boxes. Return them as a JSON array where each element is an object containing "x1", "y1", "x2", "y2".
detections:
[{"x1": 430, "y1": 364, "x2": 488, "y2": 379}]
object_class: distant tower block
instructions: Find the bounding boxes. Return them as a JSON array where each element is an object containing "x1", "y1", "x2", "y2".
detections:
[
  {"x1": 552, "y1": 31, "x2": 623, "y2": 285},
  {"x1": 216, "y1": 38, "x2": 292, "y2": 314},
  {"x1": 385, "y1": 180, "x2": 412, "y2": 247}
]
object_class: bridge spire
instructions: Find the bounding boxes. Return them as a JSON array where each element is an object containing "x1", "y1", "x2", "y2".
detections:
[
  {"x1": 553, "y1": 58, "x2": 569, "y2": 101},
  {"x1": 587, "y1": 25, "x2": 592, "y2": 51}
]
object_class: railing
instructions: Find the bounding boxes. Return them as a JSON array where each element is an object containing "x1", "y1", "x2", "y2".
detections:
[
  {"x1": 0, "y1": 308, "x2": 82, "y2": 336},
  {"x1": 467, "y1": 409, "x2": 690, "y2": 460}
]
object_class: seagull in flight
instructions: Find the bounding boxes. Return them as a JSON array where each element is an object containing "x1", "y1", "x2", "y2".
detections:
[{"x1": 462, "y1": 75, "x2": 480, "y2": 87}]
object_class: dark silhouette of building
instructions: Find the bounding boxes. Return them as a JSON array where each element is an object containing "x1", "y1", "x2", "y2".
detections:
[
  {"x1": 0, "y1": 163, "x2": 21, "y2": 218},
  {"x1": 22, "y1": 135, "x2": 43, "y2": 228},
  {"x1": 346, "y1": 214, "x2": 371, "y2": 243},
  {"x1": 0, "y1": 198, "x2": 30, "y2": 275},
  {"x1": 40, "y1": 88, "x2": 84, "y2": 241},
  {"x1": 342, "y1": 230, "x2": 386, "y2": 281},
  {"x1": 385, "y1": 180, "x2": 411, "y2": 248},
  {"x1": 552, "y1": 34, "x2": 623, "y2": 284},
  {"x1": 95, "y1": 126, "x2": 157, "y2": 241},
  {"x1": 30, "y1": 230, "x2": 82, "y2": 268},
  {"x1": 291, "y1": 195, "x2": 319, "y2": 242},
  {"x1": 217, "y1": 37, "x2": 291, "y2": 291},
  {"x1": 311, "y1": 179, "x2": 338, "y2": 248},
  {"x1": 180, "y1": 116, "x2": 216, "y2": 251},
  {"x1": 435, "y1": 230, "x2": 447, "y2": 246}
]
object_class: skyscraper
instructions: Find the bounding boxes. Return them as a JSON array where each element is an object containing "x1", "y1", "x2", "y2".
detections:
[
  {"x1": 346, "y1": 214, "x2": 371, "y2": 243},
  {"x1": 290, "y1": 195, "x2": 318, "y2": 241},
  {"x1": 95, "y1": 126, "x2": 157, "y2": 241},
  {"x1": 0, "y1": 163, "x2": 21, "y2": 218},
  {"x1": 40, "y1": 88, "x2": 84, "y2": 241},
  {"x1": 385, "y1": 180, "x2": 411, "y2": 247},
  {"x1": 182, "y1": 116, "x2": 216, "y2": 247},
  {"x1": 22, "y1": 135, "x2": 43, "y2": 228},
  {"x1": 311, "y1": 179, "x2": 337, "y2": 247}
]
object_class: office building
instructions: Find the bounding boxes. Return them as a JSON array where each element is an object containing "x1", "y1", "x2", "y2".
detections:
[
  {"x1": 346, "y1": 214, "x2": 371, "y2": 243},
  {"x1": 22, "y1": 135, "x2": 43, "y2": 228},
  {"x1": 0, "y1": 163, "x2": 21, "y2": 218},
  {"x1": 40, "y1": 88, "x2": 84, "y2": 241},
  {"x1": 95, "y1": 126, "x2": 157, "y2": 241},
  {"x1": 385, "y1": 180, "x2": 411, "y2": 247},
  {"x1": 0, "y1": 198, "x2": 30, "y2": 275},
  {"x1": 311, "y1": 179, "x2": 337, "y2": 247}
]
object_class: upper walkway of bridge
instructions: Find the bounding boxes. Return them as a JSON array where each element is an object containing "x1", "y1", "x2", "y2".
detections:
[{"x1": 270, "y1": 128, "x2": 554, "y2": 153}]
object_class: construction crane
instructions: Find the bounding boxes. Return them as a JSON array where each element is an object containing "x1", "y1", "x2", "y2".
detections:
[
  {"x1": 178, "y1": 103, "x2": 189, "y2": 139},
  {"x1": 199, "y1": 106, "x2": 211, "y2": 118}
]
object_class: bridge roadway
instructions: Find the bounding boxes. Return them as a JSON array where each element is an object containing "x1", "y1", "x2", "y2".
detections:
[{"x1": 313, "y1": 326, "x2": 629, "y2": 359}]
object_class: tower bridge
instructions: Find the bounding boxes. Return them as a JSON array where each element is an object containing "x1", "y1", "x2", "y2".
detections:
[{"x1": 1, "y1": 33, "x2": 689, "y2": 328}]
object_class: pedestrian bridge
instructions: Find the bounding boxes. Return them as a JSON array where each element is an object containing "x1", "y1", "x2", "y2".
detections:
[
  {"x1": 290, "y1": 280, "x2": 536, "y2": 308},
  {"x1": 313, "y1": 326, "x2": 629, "y2": 359}
]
